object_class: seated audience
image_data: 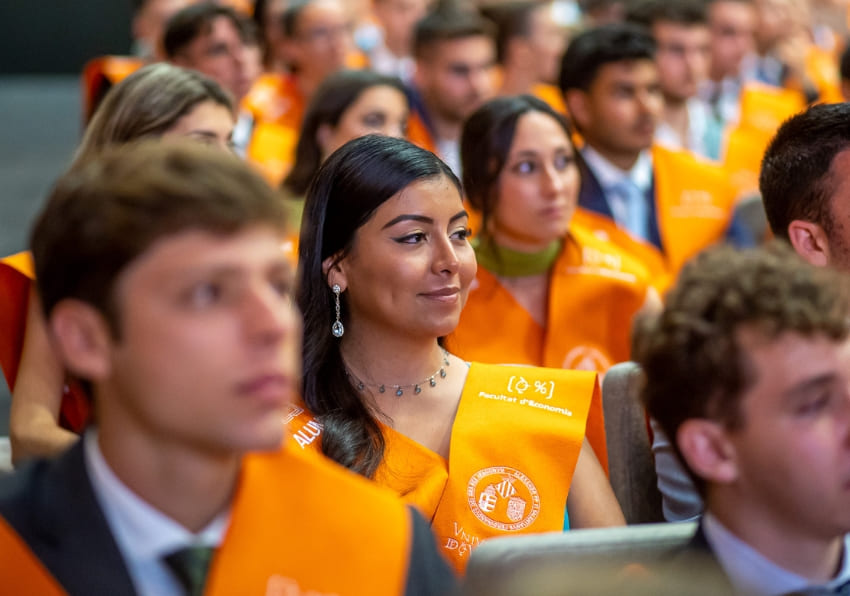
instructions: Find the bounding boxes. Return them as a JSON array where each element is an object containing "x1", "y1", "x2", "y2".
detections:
[
  {"x1": 0, "y1": 141, "x2": 455, "y2": 595},
  {"x1": 4, "y1": 63, "x2": 236, "y2": 466},
  {"x1": 449, "y1": 95, "x2": 658, "y2": 374},
  {"x1": 290, "y1": 134, "x2": 625, "y2": 574},
  {"x1": 635, "y1": 242, "x2": 850, "y2": 595}
]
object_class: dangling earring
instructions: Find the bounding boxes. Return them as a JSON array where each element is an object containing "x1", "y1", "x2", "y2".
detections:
[{"x1": 331, "y1": 284, "x2": 344, "y2": 338}]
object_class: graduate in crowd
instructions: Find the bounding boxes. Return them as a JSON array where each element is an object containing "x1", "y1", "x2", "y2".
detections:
[{"x1": 290, "y1": 134, "x2": 625, "y2": 574}]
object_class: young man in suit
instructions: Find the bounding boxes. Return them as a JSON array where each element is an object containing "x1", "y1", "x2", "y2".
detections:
[
  {"x1": 0, "y1": 141, "x2": 455, "y2": 595},
  {"x1": 559, "y1": 23, "x2": 748, "y2": 282},
  {"x1": 635, "y1": 242, "x2": 850, "y2": 595}
]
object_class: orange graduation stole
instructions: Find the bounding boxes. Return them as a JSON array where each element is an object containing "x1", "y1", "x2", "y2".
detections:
[
  {"x1": 206, "y1": 445, "x2": 412, "y2": 595},
  {"x1": 421, "y1": 363, "x2": 599, "y2": 573},
  {"x1": 449, "y1": 225, "x2": 651, "y2": 374},
  {"x1": 287, "y1": 363, "x2": 603, "y2": 574}
]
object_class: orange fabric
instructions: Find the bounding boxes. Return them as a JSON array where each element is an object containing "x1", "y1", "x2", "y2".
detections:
[
  {"x1": 721, "y1": 83, "x2": 805, "y2": 196},
  {"x1": 241, "y1": 73, "x2": 305, "y2": 186},
  {"x1": 805, "y1": 45, "x2": 842, "y2": 104},
  {"x1": 577, "y1": 145, "x2": 737, "y2": 285},
  {"x1": 206, "y1": 445, "x2": 411, "y2": 595},
  {"x1": 449, "y1": 225, "x2": 651, "y2": 376},
  {"x1": 407, "y1": 111, "x2": 438, "y2": 155},
  {"x1": 736, "y1": 83, "x2": 805, "y2": 133},
  {"x1": 286, "y1": 363, "x2": 602, "y2": 574},
  {"x1": 0, "y1": 252, "x2": 91, "y2": 433},
  {"x1": 419, "y1": 363, "x2": 599, "y2": 573},
  {"x1": 81, "y1": 56, "x2": 144, "y2": 122},
  {"x1": 570, "y1": 209, "x2": 672, "y2": 293},
  {"x1": 245, "y1": 121, "x2": 298, "y2": 187},
  {"x1": 0, "y1": 518, "x2": 66, "y2": 595},
  {"x1": 242, "y1": 73, "x2": 305, "y2": 128},
  {"x1": 531, "y1": 83, "x2": 567, "y2": 114}
]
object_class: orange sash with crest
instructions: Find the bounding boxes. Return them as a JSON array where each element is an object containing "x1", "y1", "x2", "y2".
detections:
[{"x1": 286, "y1": 364, "x2": 602, "y2": 574}]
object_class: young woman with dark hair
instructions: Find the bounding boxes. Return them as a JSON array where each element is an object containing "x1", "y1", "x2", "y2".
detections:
[{"x1": 291, "y1": 134, "x2": 625, "y2": 574}]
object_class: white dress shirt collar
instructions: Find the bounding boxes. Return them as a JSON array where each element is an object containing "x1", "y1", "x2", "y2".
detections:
[
  {"x1": 703, "y1": 512, "x2": 850, "y2": 596},
  {"x1": 581, "y1": 144, "x2": 653, "y2": 194},
  {"x1": 84, "y1": 430, "x2": 230, "y2": 596}
]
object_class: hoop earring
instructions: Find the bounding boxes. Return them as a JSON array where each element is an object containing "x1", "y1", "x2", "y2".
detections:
[{"x1": 331, "y1": 284, "x2": 344, "y2": 338}]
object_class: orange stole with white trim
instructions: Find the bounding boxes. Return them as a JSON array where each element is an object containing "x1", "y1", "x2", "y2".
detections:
[{"x1": 428, "y1": 364, "x2": 598, "y2": 573}]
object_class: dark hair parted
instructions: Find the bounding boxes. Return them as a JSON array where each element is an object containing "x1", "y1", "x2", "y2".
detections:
[
  {"x1": 283, "y1": 69, "x2": 408, "y2": 196},
  {"x1": 75, "y1": 63, "x2": 233, "y2": 166},
  {"x1": 633, "y1": 242, "x2": 850, "y2": 494},
  {"x1": 413, "y1": 6, "x2": 496, "y2": 60},
  {"x1": 461, "y1": 94, "x2": 572, "y2": 237},
  {"x1": 297, "y1": 135, "x2": 460, "y2": 477},
  {"x1": 624, "y1": 0, "x2": 707, "y2": 29},
  {"x1": 558, "y1": 22, "x2": 656, "y2": 93},
  {"x1": 280, "y1": 0, "x2": 311, "y2": 37},
  {"x1": 479, "y1": 1, "x2": 549, "y2": 65},
  {"x1": 163, "y1": 2, "x2": 248, "y2": 58},
  {"x1": 32, "y1": 141, "x2": 286, "y2": 337},
  {"x1": 760, "y1": 103, "x2": 850, "y2": 241}
]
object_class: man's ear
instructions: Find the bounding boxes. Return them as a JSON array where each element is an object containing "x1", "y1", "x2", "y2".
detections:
[
  {"x1": 563, "y1": 89, "x2": 591, "y2": 131},
  {"x1": 49, "y1": 300, "x2": 114, "y2": 382},
  {"x1": 677, "y1": 419, "x2": 739, "y2": 486},
  {"x1": 322, "y1": 253, "x2": 348, "y2": 292},
  {"x1": 787, "y1": 219, "x2": 831, "y2": 267}
]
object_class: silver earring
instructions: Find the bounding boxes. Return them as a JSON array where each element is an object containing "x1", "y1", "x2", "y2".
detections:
[{"x1": 331, "y1": 284, "x2": 344, "y2": 338}]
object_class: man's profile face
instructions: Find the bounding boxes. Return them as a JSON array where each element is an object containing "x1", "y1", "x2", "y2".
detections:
[
  {"x1": 569, "y1": 59, "x2": 662, "y2": 159},
  {"x1": 719, "y1": 329, "x2": 850, "y2": 541},
  {"x1": 98, "y1": 226, "x2": 301, "y2": 456},
  {"x1": 653, "y1": 21, "x2": 710, "y2": 102},
  {"x1": 416, "y1": 35, "x2": 497, "y2": 124}
]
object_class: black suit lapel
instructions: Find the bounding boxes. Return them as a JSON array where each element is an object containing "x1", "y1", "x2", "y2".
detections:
[{"x1": 22, "y1": 442, "x2": 137, "y2": 596}]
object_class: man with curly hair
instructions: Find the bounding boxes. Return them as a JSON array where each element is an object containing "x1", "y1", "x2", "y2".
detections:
[{"x1": 635, "y1": 242, "x2": 850, "y2": 595}]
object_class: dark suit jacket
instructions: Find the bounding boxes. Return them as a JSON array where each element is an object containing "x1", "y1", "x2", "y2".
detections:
[
  {"x1": 576, "y1": 154, "x2": 665, "y2": 252},
  {"x1": 0, "y1": 441, "x2": 136, "y2": 595}
]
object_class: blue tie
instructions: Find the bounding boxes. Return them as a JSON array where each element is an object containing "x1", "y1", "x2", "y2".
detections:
[{"x1": 611, "y1": 179, "x2": 649, "y2": 241}]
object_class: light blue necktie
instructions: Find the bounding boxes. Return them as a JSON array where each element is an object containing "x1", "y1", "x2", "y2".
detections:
[{"x1": 610, "y1": 179, "x2": 649, "y2": 241}]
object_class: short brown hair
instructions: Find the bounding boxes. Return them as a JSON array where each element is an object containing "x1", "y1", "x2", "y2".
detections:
[
  {"x1": 634, "y1": 243, "x2": 850, "y2": 488},
  {"x1": 32, "y1": 141, "x2": 286, "y2": 336}
]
